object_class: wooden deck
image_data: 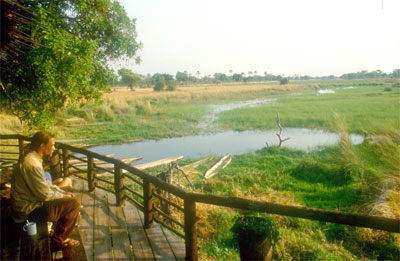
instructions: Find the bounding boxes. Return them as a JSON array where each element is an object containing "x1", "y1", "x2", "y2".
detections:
[{"x1": 73, "y1": 178, "x2": 185, "y2": 260}]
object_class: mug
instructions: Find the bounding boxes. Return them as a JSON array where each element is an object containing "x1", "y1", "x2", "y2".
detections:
[{"x1": 23, "y1": 222, "x2": 37, "y2": 236}]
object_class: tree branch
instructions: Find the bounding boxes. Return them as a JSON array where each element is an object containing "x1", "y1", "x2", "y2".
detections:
[{"x1": 276, "y1": 112, "x2": 290, "y2": 147}]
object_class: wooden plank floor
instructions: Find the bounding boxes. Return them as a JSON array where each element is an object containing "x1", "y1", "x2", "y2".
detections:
[{"x1": 73, "y1": 178, "x2": 185, "y2": 260}]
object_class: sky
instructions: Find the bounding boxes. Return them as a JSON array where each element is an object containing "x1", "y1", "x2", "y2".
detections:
[{"x1": 115, "y1": 0, "x2": 400, "y2": 77}]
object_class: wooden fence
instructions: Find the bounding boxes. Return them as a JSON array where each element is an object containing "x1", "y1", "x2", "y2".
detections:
[{"x1": 1, "y1": 134, "x2": 399, "y2": 260}]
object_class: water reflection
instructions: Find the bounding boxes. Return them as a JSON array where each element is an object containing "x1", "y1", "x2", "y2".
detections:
[{"x1": 90, "y1": 128, "x2": 364, "y2": 165}]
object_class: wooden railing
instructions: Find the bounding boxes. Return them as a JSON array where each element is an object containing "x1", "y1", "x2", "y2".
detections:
[{"x1": 1, "y1": 134, "x2": 399, "y2": 260}]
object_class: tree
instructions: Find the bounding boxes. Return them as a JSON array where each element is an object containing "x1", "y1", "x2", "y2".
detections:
[
  {"x1": 280, "y1": 78, "x2": 289, "y2": 85},
  {"x1": 391, "y1": 69, "x2": 400, "y2": 78},
  {"x1": 152, "y1": 73, "x2": 173, "y2": 82},
  {"x1": 109, "y1": 71, "x2": 119, "y2": 86},
  {"x1": 166, "y1": 80, "x2": 177, "y2": 91},
  {"x1": 154, "y1": 76, "x2": 166, "y2": 91},
  {"x1": 176, "y1": 71, "x2": 189, "y2": 82},
  {"x1": 213, "y1": 73, "x2": 229, "y2": 82},
  {"x1": 232, "y1": 73, "x2": 244, "y2": 82},
  {"x1": 0, "y1": 0, "x2": 141, "y2": 128},
  {"x1": 118, "y1": 69, "x2": 142, "y2": 90}
]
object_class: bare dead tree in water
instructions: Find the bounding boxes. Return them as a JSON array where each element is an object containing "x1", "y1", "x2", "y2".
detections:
[{"x1": 276, "y1": 112, "x2": 290, "y2": 147}]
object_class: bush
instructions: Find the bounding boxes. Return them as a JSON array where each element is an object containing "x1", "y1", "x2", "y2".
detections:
[
  {"x1": 136, "y1": 100, "x2": 152, "y2": 115},
  {"x1": 231, "y1": 215, "x2": 279, "y2": 260},
  {"x1": 98, "y1": 104, "x2": 115, "y2": 121},
  {"x1": 166, "y1": 80, "x2": 177, "y2": 91},
  {"x1": 280, "y1": 78, "x2": 289, "y2": 85},
  {"x1": 154, "y1": 77, "x2": 166, "y2": 91},
  {"x1": 231, "y1": 216, "x2": 279, "y2": 244},
  {"x1": 291, "y1": 159, "x2": 353, "y2": 186},
  {"x1": 384, "y1": 87, "x2": 392, "y2": 92}
]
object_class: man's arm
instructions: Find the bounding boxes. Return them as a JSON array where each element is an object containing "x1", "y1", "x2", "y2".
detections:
[{"x1": 24, "y1": 165, "x2": 63, "y2": 201}]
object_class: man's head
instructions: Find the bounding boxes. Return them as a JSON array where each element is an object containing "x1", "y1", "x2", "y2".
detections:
[{"x1": 30, "y1": 131, "x2": 55, "y2": 158}]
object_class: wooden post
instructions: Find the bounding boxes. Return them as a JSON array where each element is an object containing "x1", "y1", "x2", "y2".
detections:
[
  {"x1": 114, "y1": 165, "x2": 125, "y2": 206},
  {"x1": 184, "y1": 198, "x2": 197, "y2": 260},
  {"x1": 143, "y1": 180, "x2": 153, "y2": 228},
  {"x1": 18, "y1": 137, "x2": 24, "y2": 158},
  {"x1": 50, "y1": 149, "x2": 62, "y2": 180},
  {"x1": 87, "y1": 156, "x2": 95, "y2": 192},
  {"x1": 62, "y1": 148, "x2": 70, "y2": 177},
  {"x1": 165, "y1": 164, "x2": 174, "y2": 215}
]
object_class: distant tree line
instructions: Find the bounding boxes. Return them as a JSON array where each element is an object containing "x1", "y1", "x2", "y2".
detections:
[
  {"x1": 112, "y1": 68, "x2": 400, "y2": 90},
  {"x1": 340, "y1": 69, "x2": 400, "y2": 80}
]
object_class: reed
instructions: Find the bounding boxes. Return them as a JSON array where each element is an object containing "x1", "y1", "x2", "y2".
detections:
[
  {"x1": 366, "y1": 128, "x2": 400, "y2": 218},
  {"x1": 98, "y1": 104, "x2": 115, "y2": 121},
  {"x1": 0, "y1": 113, "x2": 24, "y2": 134},
  {"x1": 333, "y1": 113, "x2": 363, "y2": 181}
]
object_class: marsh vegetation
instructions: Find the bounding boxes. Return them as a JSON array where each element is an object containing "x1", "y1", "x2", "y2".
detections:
[{"x1": 1, "y1": 79, "x2": 399, "y2": 259}]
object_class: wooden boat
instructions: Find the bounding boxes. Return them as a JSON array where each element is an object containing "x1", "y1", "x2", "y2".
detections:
[
  {"x1": 82, "y1": 156, "x2": 183, "y2": 176},
  {"x1": 204, "y1": 154, "x2": 232, "y2": 179},
  {"x1": 134, "y1": 156, "x2": 184, "y2": 170},
  {"x1": 181, "y1": 157, "x2": 212, "y2": 170}
]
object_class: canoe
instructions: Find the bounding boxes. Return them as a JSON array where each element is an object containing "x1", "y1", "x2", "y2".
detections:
[
  {"x1": 204, "y1": 154, "x2": 232, "y2": 179},
  {"x1": 134, "y1": 156, "x2": 184, "y2": 170},
  {"x1": 181, "y1": 157, "x2": 212, "y2": 169}
]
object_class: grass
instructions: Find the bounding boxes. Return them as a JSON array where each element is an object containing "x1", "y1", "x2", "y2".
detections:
[
  {"x1": 1, "y1": 79, "x2": 399, "y2": 259},
  {"x1": 49, "y1": 82, "x2": 307, "y2": 144},
  {"x1": 0, "y1": 113, "x2": 25, "y2": 134},
  {"x1": 217, "y1": 83, "x2": 399, "y2": 134},
  {"x1": 186, "y1": 133, "x2": 399, "y2": 259}
]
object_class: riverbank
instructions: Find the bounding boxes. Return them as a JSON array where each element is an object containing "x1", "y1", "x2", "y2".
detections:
[
  {"x1": 65, "y1": 78, "x2": 400, "y2": 145},
  {"x1": 53, "y1": 81, "x2": 309, "y2": 145},
  {"x1": 1, "y1": 79, "x2": 399, "y2": 259},
  {"x1": 2, "y1": 79, "x2": 396, "y2": 146},
  {"x1": 145, "y1": 129, "x2": 399, "y2": 260},
  {"x1": 87, "y1": 79, "x2": 399, "y2": 260}
]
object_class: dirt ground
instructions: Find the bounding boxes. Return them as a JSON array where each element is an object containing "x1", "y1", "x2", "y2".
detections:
[{"x1": 104, "y1": 83, "x2": 305, "y2": 99}]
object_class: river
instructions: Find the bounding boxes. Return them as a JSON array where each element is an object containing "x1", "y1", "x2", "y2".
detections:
[{"x1": 89, "y1": 97, "x2": 363, "y2": 164}]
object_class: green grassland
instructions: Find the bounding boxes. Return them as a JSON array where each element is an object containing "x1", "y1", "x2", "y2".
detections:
[
  {"x1": 217, "y1": 81, "x2": 399, "y2": 134},
  {"x1": 171, "y1": 131, "x2": 398, "y2": 260},
  {"x1": 113, "y1": 79, "x2": 398, "y2": 260},
  {"x1": 196, "y1": 80, "x2": 399, "y2": 260},
  {"x1": 48, "y1": 80, "x2": 400, "y2": 259},
  {"x1": 51, "y1": 84, "x2": 304, "y2": 144},
  {"x1": 53, "y1": 79, "x2": 399, "y2": 146},
  {"x1": 1, "y1": 79, "x2": 399, "y2": 259}
]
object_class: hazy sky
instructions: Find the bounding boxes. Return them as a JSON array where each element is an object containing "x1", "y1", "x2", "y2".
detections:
[{"x1": 116, "y1": 0, "x2": 400, "y2": 77}]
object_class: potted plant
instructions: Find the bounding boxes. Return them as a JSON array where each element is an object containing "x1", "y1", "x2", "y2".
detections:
[{"x1": 231, "y1": 215, "x2": 279, "y2": 260}]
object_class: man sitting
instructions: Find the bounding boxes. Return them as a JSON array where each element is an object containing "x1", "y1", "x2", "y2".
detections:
[{"x1": 11, "y1": 131, "x2": 80, "y2": 251}]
